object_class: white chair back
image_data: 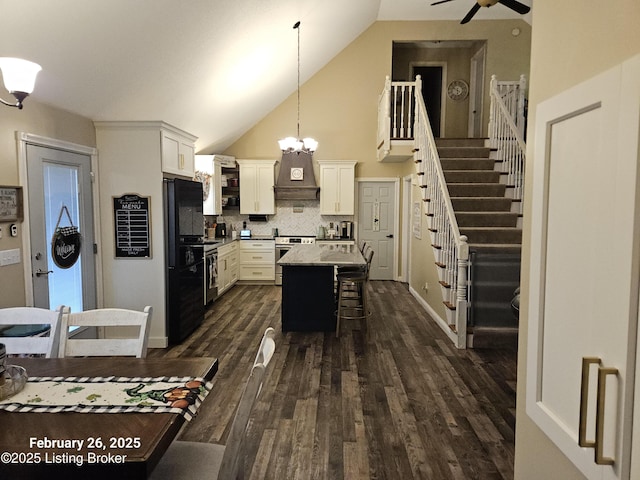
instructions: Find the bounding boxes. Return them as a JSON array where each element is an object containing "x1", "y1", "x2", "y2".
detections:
[
  {"x1": 59, "y1": 306, "x2": 152, "y2": 358},
  {"x1": 0, "y1": 306, "x2": 64, "y2": 358},
  {"x1": 253, "y1": 327, "x2": 276, "y2": 368},
  {"x1": 219, "y1": 327, "x2": 276, "y2": 478},
  {"x1": 150, "y1": 327, "x2": 277, "y2": 480}
]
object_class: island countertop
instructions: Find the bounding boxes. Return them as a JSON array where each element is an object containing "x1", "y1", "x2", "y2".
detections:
[{"x1": 278, "y1": 243, "x2": 366, "y2": 267}]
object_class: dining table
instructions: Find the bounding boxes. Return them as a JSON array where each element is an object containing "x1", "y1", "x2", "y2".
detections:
[{"x1": 0, "y1": 356, "x2": 218, "y2": 479}]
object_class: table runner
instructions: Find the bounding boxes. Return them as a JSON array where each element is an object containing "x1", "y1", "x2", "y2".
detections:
[{"x1": 0, "y1": 375, "x2": 213, "y2": 421}]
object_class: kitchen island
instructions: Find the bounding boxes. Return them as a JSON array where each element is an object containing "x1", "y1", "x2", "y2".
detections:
[{"x1": 278, "y1": 243, "x2": 366, "y2": 332}]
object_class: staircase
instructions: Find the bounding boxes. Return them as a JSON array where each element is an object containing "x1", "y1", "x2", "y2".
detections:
[
  {"x1": 377, "y1": 75, "x2": 526, "y2": 348},
  {"x1": 437, "y1": 137, "x2": 521, "y2": 348}
]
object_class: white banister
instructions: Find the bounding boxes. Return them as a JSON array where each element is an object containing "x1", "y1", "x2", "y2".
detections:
[
  {"x1": 489, "y1": 75, "x2": 527, "y2": 209},
  {"x1": 412, "y1": 78, "x2": 468, "y2": 349},
  {"x1": 376, "y1": 76, "x2": 392, "y2": 156}
]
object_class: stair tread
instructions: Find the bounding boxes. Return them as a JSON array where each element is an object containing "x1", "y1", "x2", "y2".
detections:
[
  {"x1": 461, "y1": 226, "x2": 522, "y2": 230},
  {"x1": 456, "y1": 211, "x2": 518, "y2": 215},
  {"x1": 467, "y1": 244, "x2": 522, "y2": 252},
  {"x1": 441, "y1": 157, "x2": 494, "y2": 161}
]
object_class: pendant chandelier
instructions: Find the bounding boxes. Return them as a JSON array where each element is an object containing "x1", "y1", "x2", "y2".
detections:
[
  {"x1": 0, "y1": 57, "x2": 41, "y2": 110},
  {"x1": 278, "y1": 21, "x2": 318, "y2": 154}
]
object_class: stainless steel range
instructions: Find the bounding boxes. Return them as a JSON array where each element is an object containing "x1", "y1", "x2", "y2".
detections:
[{"x1": 275, "y1": 236, "x2": 316, "y2": 285}]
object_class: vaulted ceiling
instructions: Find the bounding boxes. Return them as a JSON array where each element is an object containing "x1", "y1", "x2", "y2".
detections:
[{"x1": 0, "y1": 0, "x2": 531, "y2": 152}]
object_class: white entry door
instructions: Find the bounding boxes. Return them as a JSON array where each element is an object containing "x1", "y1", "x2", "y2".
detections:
[
  {"x1": 357, "y1": 181, "x2": 396, "y2": 280},
  {"x1": 26, "y1": 144, "x2": 97, "y2": 312}
]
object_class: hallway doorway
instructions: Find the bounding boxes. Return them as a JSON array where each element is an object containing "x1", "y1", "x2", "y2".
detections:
[{"x1": 412, "y1": 65, "x2": 443, "y2": 137}]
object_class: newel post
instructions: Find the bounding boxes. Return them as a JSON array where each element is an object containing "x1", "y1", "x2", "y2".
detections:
[
  {"x1": 456, "y1": 236, "x2": 469, "y2": 349},
  {"x1": 488, "y1": 75, "x2": 498, "y2": 149},
  {"x1": 517, "y1": 74, "x2": 527, "y2": 138}
]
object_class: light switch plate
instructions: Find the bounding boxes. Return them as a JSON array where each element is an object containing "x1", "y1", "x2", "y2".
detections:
[{"x1": 0, "y1": 248, "x2": 21, "y2": 266}]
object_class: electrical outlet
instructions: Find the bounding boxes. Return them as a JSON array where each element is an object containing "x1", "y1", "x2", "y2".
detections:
[{"x1": 423, "y1": 282, "x2": 429, "y2": 292}]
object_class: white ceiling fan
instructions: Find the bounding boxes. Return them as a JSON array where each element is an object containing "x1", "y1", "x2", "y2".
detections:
[{"x1": 431, "y1": 0, "x2": 531, "y2": 24}]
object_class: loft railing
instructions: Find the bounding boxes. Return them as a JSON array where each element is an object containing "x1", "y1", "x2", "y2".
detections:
[
  {"x1": 489, "y1": 75, "x2": 527, "y2": 206},
  {"x1": 411, "y1": 77, "x2": 468, "y2": 349},
  {"x1": 377, "y1": 76, "x2": 417, "y2": 159}
]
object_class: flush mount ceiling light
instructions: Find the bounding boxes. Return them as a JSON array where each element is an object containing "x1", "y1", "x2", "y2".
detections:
[
  {"x1": 278, "y1": 21, "x2": 318, "y2": 154},
  {"x1": 0, "y1": 57, "x2": 42, "y2": 109}
]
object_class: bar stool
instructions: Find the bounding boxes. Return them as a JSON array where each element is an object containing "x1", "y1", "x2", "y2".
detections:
[{"x1": 335, "y1": 248, "x2": 374, "y2": 338}]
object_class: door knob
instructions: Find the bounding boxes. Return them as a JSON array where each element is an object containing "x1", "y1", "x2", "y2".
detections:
[
  {"x1": 35, "y1": 269, "x2": 53, "y2": 277},
  {"x1": 386, "y1": 234, "x2": 394, "y2": 238}
]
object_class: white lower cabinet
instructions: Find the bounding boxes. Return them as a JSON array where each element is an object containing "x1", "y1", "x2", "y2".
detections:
[
  {"x1": 239, "y1": 240, "x2": 275, "y2": 281},
  {"x1": 526, "y1": 55, "x2": 640, "y2": 480},
  {"x1": 217, "y1": 242, "x2": 238, "y2": 295}
]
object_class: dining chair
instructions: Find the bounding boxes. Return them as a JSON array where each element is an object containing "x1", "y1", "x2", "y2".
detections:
[
  {"x1": 58, "y1": 306, "x2": 152, "y2": 358},
  {"x1": 0, "y1": 306, "x2": 64, "y2": 358},
  {"x1": 150, "y1": 327, "x2": 277, "y2": 480}
]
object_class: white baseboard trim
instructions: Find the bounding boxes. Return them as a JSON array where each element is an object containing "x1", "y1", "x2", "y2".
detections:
[
  {"x1": 148, "y1": 336, "x2": 168, "y2": 349},
  {"x1": 408, "y1": 285, "x2": 458, "y2": 344}
]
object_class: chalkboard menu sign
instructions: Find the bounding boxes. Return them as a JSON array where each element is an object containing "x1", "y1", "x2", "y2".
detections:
[{"x1": 113, "y1": 194, "x2": 151, "y2": 258}]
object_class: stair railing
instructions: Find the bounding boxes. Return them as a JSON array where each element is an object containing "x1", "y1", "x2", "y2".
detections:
[
  {"x1": 412, "y1": 77, "x2": 469, "y2": 349},
  {"x1": 377, "y1": 76, "x2": 392, "y2": 155},
  {"x1": 377, "y1": 76, "x2": 417, "y2": 159},
  {"x1": 488, "y1": 75, "x2": 527, "y2": 206}
]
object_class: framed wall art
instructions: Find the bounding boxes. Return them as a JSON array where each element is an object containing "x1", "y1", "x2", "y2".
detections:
[{"x1": 0, "y1": 186, "x2": 23, "y2": 222}]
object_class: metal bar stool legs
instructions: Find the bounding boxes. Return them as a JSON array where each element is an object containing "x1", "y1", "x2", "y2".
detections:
[{"x1": 335, "y1": 271, "x2": 368, "y2": 338}]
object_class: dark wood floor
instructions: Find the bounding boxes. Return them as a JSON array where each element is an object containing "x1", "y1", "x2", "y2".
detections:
[{"x1": 148, "y1": 281, "x2": 517, "y2": 480}]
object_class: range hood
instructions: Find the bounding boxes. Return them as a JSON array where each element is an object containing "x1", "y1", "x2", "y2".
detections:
[{"x1": 274, "y1": 151, "x2": 320, "y2": 200}]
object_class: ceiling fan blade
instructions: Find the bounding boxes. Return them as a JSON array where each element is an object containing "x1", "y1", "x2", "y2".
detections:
[
  {"x1": 461, "y1": 3, "x2": 481, "y2": 24},
  {"x1": 431, "y1": 0, "x2": 455, "y2": 5},
  {"x1": 498, "y1": 0, "x2": 531, "y2": 15}
]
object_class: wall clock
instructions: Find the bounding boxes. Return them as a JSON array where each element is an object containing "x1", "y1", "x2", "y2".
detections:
[
  {"x1": 447, "y1": 79, "x2": 469, "y2": 101},
  {"x1": 290, "y1": 167, "x2": 304, "y2": 181}
]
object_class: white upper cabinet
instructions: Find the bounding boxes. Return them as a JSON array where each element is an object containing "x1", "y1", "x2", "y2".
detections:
[
  {"x1": 161, "y1": 127, "x2": 197, "y2": 178},
  {"x1": 526, "y1": 55, "x2": 640, "y2": 480},
  {"x1": 237, "y1": 159, "x2": 276, "y2": 215},
  {"x1": 318, "y1": 160, "x2": 357, "y2": 215}
]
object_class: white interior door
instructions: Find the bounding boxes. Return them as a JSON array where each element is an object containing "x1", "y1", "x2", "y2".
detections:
[
  {"x1": 357, "y1": 180, "x2": 396, "y2": 280},
  {"x1": 26, "y1": 144, "x2": 97, "y2": 313},
  {"x1": 468, "y1": 44, "x2": 486, "y2": 137},
  {"x1": 526, "y1": 55, "x2": 640, "y2": 480}
]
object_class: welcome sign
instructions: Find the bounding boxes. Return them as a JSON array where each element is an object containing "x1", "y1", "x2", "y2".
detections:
[{"x1": 51, "y1": 206, "x2": 82, "y2": 269}]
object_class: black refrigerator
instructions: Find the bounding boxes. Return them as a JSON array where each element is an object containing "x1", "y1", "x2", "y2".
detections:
[{"x1": 164, "y1": 178, "x2": 205, "y2": 344}]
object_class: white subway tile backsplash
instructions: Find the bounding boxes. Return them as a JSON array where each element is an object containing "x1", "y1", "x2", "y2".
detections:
[{"x1": 208, "y1": 200, "x2": 353, "y2": 237}]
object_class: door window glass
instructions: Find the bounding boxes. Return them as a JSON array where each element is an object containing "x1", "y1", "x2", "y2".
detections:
[{"x1": 43, "y1": 163, "x2": 83, "y2": 312}]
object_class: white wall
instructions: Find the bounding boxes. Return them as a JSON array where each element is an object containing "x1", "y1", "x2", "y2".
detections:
[{"x1": 95, "y1": 123, "x2": 167, "y2": 348}]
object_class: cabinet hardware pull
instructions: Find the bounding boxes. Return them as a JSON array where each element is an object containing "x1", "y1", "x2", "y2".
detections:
[
  {"x1": 579, "y1": 357, "x2": 600, "y2": 448},
  {"x1": 595, "y1": 366, "x2": 618, "y2": 465}
]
